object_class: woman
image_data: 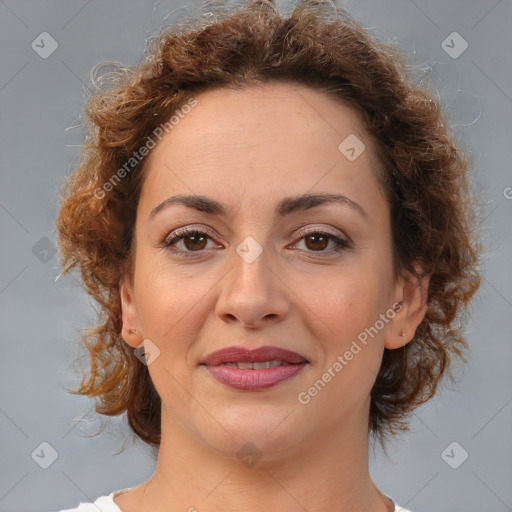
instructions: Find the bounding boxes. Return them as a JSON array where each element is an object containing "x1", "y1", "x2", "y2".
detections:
[{"x1": 55, "y1": 0, "x2": 481, "y2": 510}]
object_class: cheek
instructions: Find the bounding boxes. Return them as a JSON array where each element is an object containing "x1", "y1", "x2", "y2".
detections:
[
  {"x1": 131, "y1": 258, "x2": 210, "y2": 409},
  {"x1": 301, "y1": 264, "x2": 389, "y2": 344},
  {"x1": 295, "y1": 275, "x2": 389, "y2": 425},
  {"x1": 134, "y1": 246, "x2": 202, "y2": 314},
  {"x1": 132, "y1": 253, "x2": 203, "y2": 352}
]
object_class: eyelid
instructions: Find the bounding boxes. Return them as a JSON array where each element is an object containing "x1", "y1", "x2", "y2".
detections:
[
  {"x1": 163, "y1": 223, "x2": 347, "y2": 244},
  {"x1": 163, "y1": 224, "x2": 220, "y2": 245},
  {"x1": 292, "y1": 223, "x2": 348, "y2": 241},
  {"x1": 288, "y1": 225, "x2": 351, "y2": 256},
  {"x1": 161, "y1": 223, "x2": 351, "y2": 257}
]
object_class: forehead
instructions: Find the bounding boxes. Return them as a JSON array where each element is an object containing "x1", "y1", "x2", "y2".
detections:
[
  {"x1": 150, "y1": 81, "x2": 371, "y2": 159},
  {"x1": 139, "y1": 82, "x2": 387, "y2": 217}
]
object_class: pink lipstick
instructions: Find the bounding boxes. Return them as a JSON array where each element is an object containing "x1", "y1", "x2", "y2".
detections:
[{"x1": 201, "y1": 345, "x2": 308, "y2": 391}]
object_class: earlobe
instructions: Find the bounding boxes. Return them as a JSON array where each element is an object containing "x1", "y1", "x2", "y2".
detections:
[
  {"x1": 385, "y1": 267, "x2": 429, "y2": 350},
  {"x1": 120, "y1": 274, "x2": 142, "y2": 348}
]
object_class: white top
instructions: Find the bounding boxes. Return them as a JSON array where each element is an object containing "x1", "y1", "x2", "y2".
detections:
[{"x1": 56, "y1": 487, "x2": 414, "y2": 512}]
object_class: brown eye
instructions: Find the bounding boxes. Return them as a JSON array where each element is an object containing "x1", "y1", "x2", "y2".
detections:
[
  {"x1": 304, "y1": 233, "x2": 330, "y2": 251},
  {"x1": 163, "y1": 228, "x2": 220, "y2": 255},
  {"x1": 292, "y1": 229, "x2": 350, "y2": 257},
  {"x1": 182, "y1": 233, "x2": 208, "y2": 251}
]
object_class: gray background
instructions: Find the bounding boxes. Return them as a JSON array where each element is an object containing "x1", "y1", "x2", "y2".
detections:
[{"x1": 0, "y1": 0, "x2": 511, "y2": 511}]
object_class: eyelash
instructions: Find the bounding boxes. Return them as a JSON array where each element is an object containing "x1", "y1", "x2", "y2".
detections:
[{"x1": 161, "y1": 225, "x2": 351, "y2": 259}]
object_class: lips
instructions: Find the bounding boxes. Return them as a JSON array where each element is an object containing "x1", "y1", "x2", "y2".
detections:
[
  {"x1": 201, "y1": 345, "x2": 309, "y2": 391},
  {"x1": 201, "y1": 345, "x2": 308, "y2": 367}
]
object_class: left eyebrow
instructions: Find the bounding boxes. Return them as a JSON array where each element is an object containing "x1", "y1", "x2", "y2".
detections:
[{"x1": 149, "y1": 192, "x2": 367, "y2": 220}]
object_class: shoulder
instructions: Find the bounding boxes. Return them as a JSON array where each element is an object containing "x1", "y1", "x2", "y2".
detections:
[
  {"x1": 394, "y1": 504, "x2": 414, "y2": 512},
  {"x1": 387, "y1": 496, "x2": 413, "y2": 512},
  {"x1": 55, "y1": 487, "x2": 133, "y2": 512}
]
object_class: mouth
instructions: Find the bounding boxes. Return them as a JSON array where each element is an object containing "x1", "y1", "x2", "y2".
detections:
[
  {"x1": 212, "y1": 360, "x2": 296, "y2": 369},
  {"x1": 201, "y1": 345, "x2": 309, "y2": 366},
  {"x1": 201, "y1": 345, "x2": 309, "y2": 390}
]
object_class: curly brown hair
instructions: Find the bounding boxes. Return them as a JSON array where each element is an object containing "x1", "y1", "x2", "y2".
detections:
[{"x1": 56, "y1": 0, "x2": 482, "y2": 447}]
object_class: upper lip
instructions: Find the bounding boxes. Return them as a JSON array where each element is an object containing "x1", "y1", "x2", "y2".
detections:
[{"x1": 201, "y1": 345, "x2": 309, "y2": 366}]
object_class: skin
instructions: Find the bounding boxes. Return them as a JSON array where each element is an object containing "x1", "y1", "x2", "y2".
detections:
[{"x1": 117, "y1": 82, "x2": 429, "y2": 512}]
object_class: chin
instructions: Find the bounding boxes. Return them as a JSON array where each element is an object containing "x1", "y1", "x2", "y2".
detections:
[{"x1": 197, "y1": 403, "x2": 309, "y2": 462}]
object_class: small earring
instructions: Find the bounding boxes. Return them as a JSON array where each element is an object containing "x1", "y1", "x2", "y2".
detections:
[
  {"x1": 398, "y1": 329, "x2": 405, "y2": 337},
  {"x1": 129, "y1": 329, "x2": 138, "y2": 335}
]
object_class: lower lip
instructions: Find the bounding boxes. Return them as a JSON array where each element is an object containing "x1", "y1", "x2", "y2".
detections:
[{"x1": 203, "y1": 363, "x2": 308, "y2": 390}]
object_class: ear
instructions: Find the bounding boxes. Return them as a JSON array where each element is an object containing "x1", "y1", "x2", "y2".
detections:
[
  {"x1": 385, "y1": 264, "x2": 429, "y2": 350},
  {"x1": 120, "y1": 273, "x2": 143, "y2": 348}
]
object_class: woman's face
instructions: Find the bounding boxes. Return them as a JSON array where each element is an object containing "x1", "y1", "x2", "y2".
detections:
[{"x1": 121, "y1": 82, "x2": 426, "y2": 460}]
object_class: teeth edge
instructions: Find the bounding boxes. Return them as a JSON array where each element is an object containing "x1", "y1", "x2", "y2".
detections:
[{"x1": 219, "y1": 360, "x2": 293, "y2": 369}]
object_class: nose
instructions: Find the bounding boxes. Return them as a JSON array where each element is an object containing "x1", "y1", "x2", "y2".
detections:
[{"x1": 215, "y1": 244, "x2": 290, "y2": 329}]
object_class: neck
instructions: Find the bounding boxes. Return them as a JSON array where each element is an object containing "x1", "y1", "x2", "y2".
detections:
[{"x1": 132, "y1": 400, "x2": 393, "y2": 512}]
